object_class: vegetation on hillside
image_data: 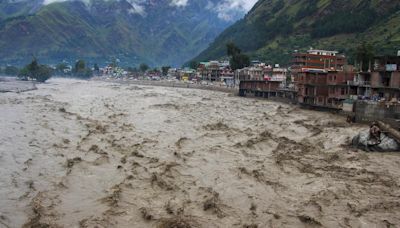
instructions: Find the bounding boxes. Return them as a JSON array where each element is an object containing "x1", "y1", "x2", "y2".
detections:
[{"x1": 192, "y1": 0, "x2": 400, "y2": 66}]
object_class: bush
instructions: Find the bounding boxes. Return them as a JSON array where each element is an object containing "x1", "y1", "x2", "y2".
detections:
[
  {"x1": 19, "y1": 58, "x2": 53, "y2": 82},
  {"x1": 73, "y1": 59, "x2": 93, "y2": 79}
]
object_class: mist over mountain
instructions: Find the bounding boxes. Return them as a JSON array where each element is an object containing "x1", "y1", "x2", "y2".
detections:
[{"x1": 0, "y1": 0, "x2": 256, "y2": 67}]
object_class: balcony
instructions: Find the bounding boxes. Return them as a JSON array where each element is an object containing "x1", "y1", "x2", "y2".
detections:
[
  {"x1": 373, "y1": 64, "x2": 399, "y2": 72},
  {"x1": 347, "y1": 81, "x2": 371, "y2": 87}
]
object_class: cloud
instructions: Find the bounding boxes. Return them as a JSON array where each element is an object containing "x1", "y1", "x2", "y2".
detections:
[
  {"x1": 41, "y1": 0, "x2": 257, "y2": 20},
  {"x1": 170, "y1": 0, "x2": 188, "y2": 7},
  {"x1": 43, "y1": 0, "x2": 146, "y2": 14},
  {"x1": 43, "y1": 0, "x2": 78, "y2": 4},
  {"x1": 214, "y1": 0, "x2": 258, "y2": 21}
]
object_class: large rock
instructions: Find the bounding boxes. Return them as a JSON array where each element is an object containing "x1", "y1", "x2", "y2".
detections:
[{"x1": 352, "y1": 130, "x2": 400, "y2": 152}]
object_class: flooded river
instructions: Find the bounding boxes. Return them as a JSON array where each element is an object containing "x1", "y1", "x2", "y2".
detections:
[{"x1": 1, "y1": 79, "x2": 399, "y2": 227}]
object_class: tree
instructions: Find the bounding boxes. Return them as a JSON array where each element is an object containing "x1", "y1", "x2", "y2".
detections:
[
  {"x1": 27, "y1": 58, "x2": 40, "y2": 76},
  {"x1": 230, "y1": 54, "x2": 250, "y2": 71},
  {"x1": 226, "y1": 42, "x2": 250, "y2": 70},
  {"x1": 227, "y1": 42, "x2": 241, "y2": 56},
  {"x1": 355, "y1": 42, "x2": 374, "y2": 72},
  {"x1": 93, "y1": 63, "x2": 100, "y2": 76},
  {"x1": 35, "y1": 65, "x2": 53, "y2": 82},
  {"x1": 74, "y1": 60, "x2": 86, "y2": 73},
  {"x1": 19, "y1": 58, "x2": 53, "y2": 82},
  {"x1": 188, "y1": 61, "x2": 199, "y2": 70},
  {"x1": 139, "y1": 63, "x2": 149, "y2": 73},
  {"x1": 56, "y1": 63, "x2": 68, "y2": 75},
  {"x1": 18, "y1": 67, "x2": 29, "y2": 80},
  {"x1": 73, "y1": 60, "x2": 93, "y2": 79},
  {"x1": 161, "y1": 66, "x2": 171, "y2": 76}
]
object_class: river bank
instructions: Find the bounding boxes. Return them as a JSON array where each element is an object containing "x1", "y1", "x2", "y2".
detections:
[
  {"x1": 1, "y1": 78, "x2": 399, "y2": 227},
  {"x1": 93, "y1": 77, "x2": 238, "y2": 94}
]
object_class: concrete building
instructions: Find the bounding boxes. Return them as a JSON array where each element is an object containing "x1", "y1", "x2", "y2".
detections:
[
  {"x1": 347, "y1": 55, "x2": 400, "y2": 101},
  {"x1": 238, "y1": 64, "x2": 290, "y2": 98},
  {"x1": 293, "y1": 50, "x2": 352, "y2": 109},
  {"x1": 292, "y1": 49, "x2": 346, "y2": 73},
  {"x1": 197, "y1": 61, "x2": 229, "y2": 81}
]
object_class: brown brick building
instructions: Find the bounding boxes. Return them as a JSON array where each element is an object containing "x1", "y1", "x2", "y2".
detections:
[
  {"x1": 239, "y1": 80, "x2": 283, "y2": 98},
  {"x1": 292, "y1": 50, "x2": 346, "y2": 73},
  {"x1": 293, "y1": 50, "x2": 352, "y2": 108}
]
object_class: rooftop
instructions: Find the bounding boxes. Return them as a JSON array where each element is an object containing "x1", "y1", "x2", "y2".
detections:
[{"x1": 307, "y1": 50, "x2": 339, "y2": 56}]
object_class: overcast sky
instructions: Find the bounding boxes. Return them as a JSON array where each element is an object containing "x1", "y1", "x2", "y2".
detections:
[{"x1": 42, "y1": 0, "x2": 258, "y2": 20}]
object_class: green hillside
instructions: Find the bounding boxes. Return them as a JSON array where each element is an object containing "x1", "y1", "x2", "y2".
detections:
[
  {"x1": 192, "y1": 0, "x2": 400, "y2": 65},
  {"x1": 0, "y1": 0, "x2": 238, "y2": 67}
]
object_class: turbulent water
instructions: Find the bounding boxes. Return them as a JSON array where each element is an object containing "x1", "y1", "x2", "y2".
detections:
[{"x1": 1, "y1": 79, "x2": 400, "y2": 228}]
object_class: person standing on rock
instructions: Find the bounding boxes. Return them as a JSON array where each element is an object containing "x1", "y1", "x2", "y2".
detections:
[{"x1": 368, "y1": 122, "x2": 382, "y2": 146}]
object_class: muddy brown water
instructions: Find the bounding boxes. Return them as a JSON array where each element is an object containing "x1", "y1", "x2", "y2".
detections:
[{"x1": 1, "y1": 79, "x2": 399, "y2": 228}]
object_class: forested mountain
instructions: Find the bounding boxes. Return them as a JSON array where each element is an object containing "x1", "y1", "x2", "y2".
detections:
[
  {"x1": 0, "y1": 0, "x2": 246, "y2": 67},
  {"x1": 192, "y1": 0, "x2": 400, "y2": 65}
]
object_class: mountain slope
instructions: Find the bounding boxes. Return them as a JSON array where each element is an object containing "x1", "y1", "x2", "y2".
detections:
[
  {"x1": 0, "y1": 0, "x2": 244, "y2": 67},
  {"x1": 0, "y1": 0, "x2": 43, "y2": 20},
  {"x1": 192, "y1": 0, "x2": 400, "y2": 65}
]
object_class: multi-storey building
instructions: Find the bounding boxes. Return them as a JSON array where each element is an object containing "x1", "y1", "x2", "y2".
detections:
[
  {"x1": 292, "y1": 49, "x2": 347, "y2": 73},
  {"x1": 197, "y1": 61, "x2": 229, "y2": 81},
  {"x1": 238, "y1": 64, "x2": 289, "y2": 98},
  {"x1": 347, "y1": 55, "x2": 400, "y2": 101},
  {"x1": 293, "y1": 49, "x2": 351, "y2": 108}
]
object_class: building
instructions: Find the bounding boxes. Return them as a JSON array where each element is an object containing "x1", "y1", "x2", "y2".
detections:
[
  {"x1": 235, "y1": 66, "x2": 264, "y2": 81},
  {"x1": 370, "y1": 55, "x2": 400, "y2": 100},
  {"x1": 197, "y1": 62, "x2": 209, "y2": 80},
  {"x1": 238, "y1": 63, "x2": 290, "y2": 98},
  {"x1": 293, "y1": 49, "x2": 353, "y2": 109},
  {"x1": 197, "y1": 60, "x2": 233, "y2": 82},
  {"x1": 168, "y1": 68, "x2": 179, "y2": 79},
  {"x1": 296, "y1": 70, "x2": 329, "y2": 106},
  {"x1": 268, "y1": 64, "x2": 288, "y2": 82},
  {"x1": 239, "y1": 80, "x2": 283, "y2": 98},
  {"x1": 179, "y1": 68, "x2": 196, "y2": 81},
  {"x1": 348, "y1": 55, "x2": 400, "y2": 101},
  {"x1": 327, "y1": 67, "x2": 356, "y2": 108},
  {"x1": 292, "y1": 49, "x2": 346, "y2": 73}
]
